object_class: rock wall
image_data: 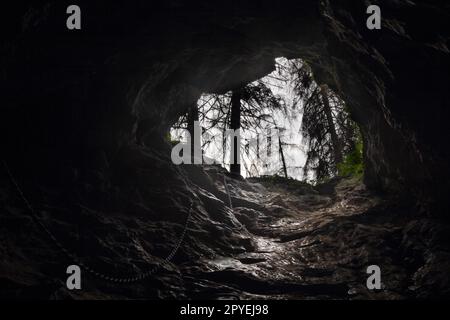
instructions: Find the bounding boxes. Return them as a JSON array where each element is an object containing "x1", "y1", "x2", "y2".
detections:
[{"x1": 1, "y1": 0, "x2": 449, "y2": 214}]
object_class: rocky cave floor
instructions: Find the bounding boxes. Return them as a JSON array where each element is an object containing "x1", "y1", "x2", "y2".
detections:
[
  {"x1": 1, "y1": 152, "x2": 450, "y2": 300},
  {"x1": 180, "y1": 168, "x2": 450, "y2": 300}
]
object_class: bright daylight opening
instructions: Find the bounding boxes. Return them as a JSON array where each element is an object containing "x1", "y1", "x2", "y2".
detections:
[{"x1": 171, "y1": 57, "x2": 362, "y2": 183}]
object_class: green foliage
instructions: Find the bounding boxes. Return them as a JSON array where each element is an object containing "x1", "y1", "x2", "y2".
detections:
[
  {"x1": 337, "y1": 136, "x2": 364, "y2": 178},
  {"x1": 166, "y1": 132, "x2": 181, "y2": 146}
]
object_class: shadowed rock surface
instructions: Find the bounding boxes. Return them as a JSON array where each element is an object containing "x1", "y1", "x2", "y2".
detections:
[
  {"x1": 3, "y1": 0, "x2": 449, "y2": 211},
  {"x1": 1, "y1": 0, "x2": 450, "y2": 299},
  {"x1": 1, "y1": 161, "x2": 450, "y2": 299}
]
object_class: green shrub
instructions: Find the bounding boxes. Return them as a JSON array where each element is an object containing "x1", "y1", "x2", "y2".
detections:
[
  {"x1": 337, "y1": 138, "x2": 364, "y2": 178},
  {"x1": 166, "y1": 132, "x2": 181, "y2": 146}
]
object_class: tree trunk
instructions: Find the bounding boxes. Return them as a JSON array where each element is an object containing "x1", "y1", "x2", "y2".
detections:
[
  {"x1": 230, "y1": 89, "x2": 242, "y2": 176},
  {"x1": 320, "y1": 85, "x2": 343, "y2": 167},
  {"x1": 278, "y1": 134, "x2": 288, "y2": 178},
  {"x1": 256, "y1": 133, "x2": 260, "y2": 159},
  {"x1": 186, "y1": 103, "x2": 200, "y2": 163}
]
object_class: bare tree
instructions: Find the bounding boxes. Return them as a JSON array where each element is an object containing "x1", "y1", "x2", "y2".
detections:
[
  {"x1": 230, "y1": 89, "x2": 242, "y2": 176},
  {"x1": 277, "y1": 128, "x2": 288, "y2": 178}
]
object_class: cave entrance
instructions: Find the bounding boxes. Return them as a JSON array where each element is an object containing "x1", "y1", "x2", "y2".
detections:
[{"x1": 171, "y1": 57, "x2": 363, "y2": 184}]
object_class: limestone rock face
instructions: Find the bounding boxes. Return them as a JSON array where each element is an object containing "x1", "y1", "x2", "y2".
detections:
[{"x1": 2, "y1": 1, "x2": 449, "y2": 212}]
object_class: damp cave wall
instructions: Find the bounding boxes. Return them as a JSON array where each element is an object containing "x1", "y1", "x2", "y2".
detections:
[{"x1": 1, "y1": 0, "x2": 450, "y2": 215}]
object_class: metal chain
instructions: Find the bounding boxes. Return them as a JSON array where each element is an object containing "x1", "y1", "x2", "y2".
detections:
[
  {"x1": 2, "y1": 159, "x2": 192, "y2": 283},
  {"x1": 223, "y1": 174, "x2": 233, "y2": 209},
  {"x1": 223, "y1": 174, "x2": 252, "y2": 232}
]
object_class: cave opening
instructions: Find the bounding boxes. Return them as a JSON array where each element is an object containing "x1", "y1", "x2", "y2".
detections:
[
  {"x1": 1, "y1": 0, "x2": 450, "y2": 301},
  {"x1": 169, "y1": 57, "x2": 363, "y2": 185}
]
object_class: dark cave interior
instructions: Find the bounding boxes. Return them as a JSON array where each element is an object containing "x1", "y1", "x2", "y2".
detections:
[{"x1": 1, "y1": 0, "x2": 450, "y2": 299}]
